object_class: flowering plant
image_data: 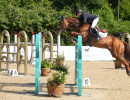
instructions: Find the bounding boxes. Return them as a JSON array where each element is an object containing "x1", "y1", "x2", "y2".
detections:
[
  {"x1": 47, "y1": 70, "x2": 66, "y2": 86},
  {"x1": 51, "y1": 63, "x2": 68, "y2": 75}
]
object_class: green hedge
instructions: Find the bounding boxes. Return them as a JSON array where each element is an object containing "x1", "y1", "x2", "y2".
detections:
[{"x1": 0, "y1": 0, "x2": 129, "y2": 45}]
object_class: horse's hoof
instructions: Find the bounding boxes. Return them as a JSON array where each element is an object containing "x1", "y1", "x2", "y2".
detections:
[
  {"x1": 127, "y1": 71, "x2": 130, "y2": 77},
  {"x1": 128, "y1": 74, "x2": 130, "y2": 77}
]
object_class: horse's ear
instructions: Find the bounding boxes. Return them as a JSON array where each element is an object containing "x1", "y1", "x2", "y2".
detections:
[{"x1": 61, "y1": 15, "x2": 65, "y2": 20}]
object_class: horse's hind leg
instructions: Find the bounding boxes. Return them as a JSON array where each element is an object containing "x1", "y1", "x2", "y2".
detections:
[{"x1": 117, "y1": 56, "x2": 130, "y2": 76}]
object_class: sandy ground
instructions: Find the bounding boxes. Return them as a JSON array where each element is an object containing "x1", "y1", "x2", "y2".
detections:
[{"x1": 0, "y1": 61, "x2": 130, "y2": 100}]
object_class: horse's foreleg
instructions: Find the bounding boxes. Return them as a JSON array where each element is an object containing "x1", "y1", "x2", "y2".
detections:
[
  {"x1": 70, "y1": 31, "x2": 82, "y2": 37},
  {"x1": 69, "y1": 31, "x2": 82, "y2": 44},
  {"x1": 69, "y1": 35, "x2": 77, "y2": 45}
]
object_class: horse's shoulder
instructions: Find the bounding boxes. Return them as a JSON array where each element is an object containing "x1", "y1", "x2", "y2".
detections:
[{"x1": 105, "y1": 35, "x2": 117, "y2": 42}]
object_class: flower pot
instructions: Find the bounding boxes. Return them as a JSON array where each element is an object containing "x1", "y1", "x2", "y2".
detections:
[
  {"x1": 114, "y1": 60, "x2": 121, "y2": 69},
  {"x1": 47, "y1": 83, "x2": 64, "y2": 97},
  {"x1": 41, "y1": 68, "x2": 50, "y2": 76}
]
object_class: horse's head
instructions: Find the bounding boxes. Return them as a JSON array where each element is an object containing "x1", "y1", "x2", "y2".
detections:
[{"x1": 57, "y1": 15, "x2": 69, "y2": 34}]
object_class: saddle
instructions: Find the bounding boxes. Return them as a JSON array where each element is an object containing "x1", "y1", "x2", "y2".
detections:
[{"x1": 95, "y1": 26, "x2": 108, "y2": 38}]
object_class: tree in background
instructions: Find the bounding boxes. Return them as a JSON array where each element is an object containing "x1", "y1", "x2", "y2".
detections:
[{"x1": 0, "y1": 0, "x2": 129, "y2": 45}]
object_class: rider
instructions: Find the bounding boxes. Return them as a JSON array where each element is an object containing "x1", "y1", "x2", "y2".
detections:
[{"x1": 76, "y1": 9, "x2": 101, "y2": 41}]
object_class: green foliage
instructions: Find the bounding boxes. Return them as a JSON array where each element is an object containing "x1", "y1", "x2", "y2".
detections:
[
  {"x1": 0, "y1": 0, "x2": 58, "y2": 42},
  {"x1": 51, "y1": 63, "x2": 68, "y2": 75},
  {"x1": 56, "y1": 54, "x2": 65, "y2": 62},
  {"x1": 47, "y1": 70, "x2": 66, "y2": 85},
  {"x1": 117, "y1": 0, "x2": 130, "y2": 20},
  {"x1": 41, "y1": 59, "x2": 51, "y2": 68},
  {"x1": 51, "y1": 0, "x2": 107, "y2": 10},
  {"x1": 48, "y1": 58, "x2": 69, "y2": 85},
  {"x1": 0, "y1": 0, "x2": 129, "y2": 45},
  {"x1": 94, "y1": 3, "x2": 115, "y2": 34},
  {"x1": 79, "y1": 0, "x2": 107, "y2": 10},
  {"x1": 108, "y1": 0, "x2": 118, "y2": 9}
]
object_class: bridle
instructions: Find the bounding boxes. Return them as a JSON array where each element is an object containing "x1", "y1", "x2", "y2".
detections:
[{"x1": 57, "y1": 19, "x2": 68, "y2": 34}]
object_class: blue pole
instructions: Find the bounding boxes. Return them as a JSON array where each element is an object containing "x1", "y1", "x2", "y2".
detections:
[
  {"x1": 78, "y1": 35, "x2": 82, "y2": 96},
  {"x1": 35, "y1": 32, "x2": 42, "y2": 95},
  {"x1": 75, "y1": 35, "x2": 82, "y2": 96}
]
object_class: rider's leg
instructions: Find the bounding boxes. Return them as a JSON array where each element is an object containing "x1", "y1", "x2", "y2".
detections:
[
  {"x1": 91, "y1": 27, "x2": 101, "y2": 40},
  {"x1": 92, "y1": 27, "x2": 98, "y2": 35},
  {"x1": 91, "y1": 17, "x2": 99, "y2": 28},
  {"x1": 91, "y1": 17, "x2": 99, "y2": 34},
  {"x1": 91, "y1": 17, "x2": 101, "y2": 41}
]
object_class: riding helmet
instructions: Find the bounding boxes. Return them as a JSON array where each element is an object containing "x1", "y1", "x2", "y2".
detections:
[{"x1": 76, "y1": 9, "x2": 82, "y2": 15}]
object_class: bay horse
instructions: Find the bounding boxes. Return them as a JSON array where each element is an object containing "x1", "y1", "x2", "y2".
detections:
[{"x1": 57, "y1": 16, "x2": 130, "y2": 77}]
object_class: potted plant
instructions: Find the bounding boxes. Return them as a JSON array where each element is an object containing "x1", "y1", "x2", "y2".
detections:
[
  {"x1": 56, "y1": 54, "x2": 65, "y2": 65},
  {"x1": 47, "y1": 63, "x2": 68, "y2": 97},
  {"x1": 41, "y1": 59, "x2": 51, "y2": 76}
]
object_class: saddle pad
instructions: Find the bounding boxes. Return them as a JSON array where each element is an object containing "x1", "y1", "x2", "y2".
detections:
[{"x1": 99, "y1": 32, "x2": 107, "y2": 38}]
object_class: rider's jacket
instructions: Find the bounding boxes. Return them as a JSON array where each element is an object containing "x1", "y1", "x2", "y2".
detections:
[{"x1": 80, "y1": 12, "x2": 97, "y2": 24}]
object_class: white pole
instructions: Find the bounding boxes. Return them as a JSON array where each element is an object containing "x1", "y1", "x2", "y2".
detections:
[
  {"x1": 29, "y1": 32, "x2": 35, "y2": 64},
  {"x1": 57, "y1": 34, "x2": 60, "y2": 56},
  {"x1": 13, "y1": 32, "x2": 17, "y2": 62}
]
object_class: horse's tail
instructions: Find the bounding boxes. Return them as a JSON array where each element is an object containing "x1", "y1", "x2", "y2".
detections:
[{"x1": 123, "y1": 41, "x2": 130, "y2": 61}]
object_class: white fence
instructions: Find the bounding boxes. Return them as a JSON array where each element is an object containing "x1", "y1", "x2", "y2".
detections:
[
  {"x1": 47, "y1": 46, "x2": 115, "y2": 61},
  {"x1": 2, "y1": 46, "x2": 115, "y2": 63}
]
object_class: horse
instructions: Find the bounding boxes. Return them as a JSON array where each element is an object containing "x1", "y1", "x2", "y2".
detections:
[{"x1": 57, "y1": 16, "x2": 130, "y2": 77}]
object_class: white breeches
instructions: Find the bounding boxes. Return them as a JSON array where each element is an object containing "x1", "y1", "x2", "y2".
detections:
[{"x1": 91, "y1": 17, "x2": 99, "y2": 28}]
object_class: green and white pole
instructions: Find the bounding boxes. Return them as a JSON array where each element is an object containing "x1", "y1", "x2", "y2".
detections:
[{"x1": 75, "y1": 35, "x2": 82, "y2": 96}]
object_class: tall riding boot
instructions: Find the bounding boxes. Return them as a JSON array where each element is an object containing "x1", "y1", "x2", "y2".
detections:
[{"x1": 92, "y1": 28, "x2": 101, "y2": 41}]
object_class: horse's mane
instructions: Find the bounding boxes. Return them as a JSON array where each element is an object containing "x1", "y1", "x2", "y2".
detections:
[
  {"x1": 64, "y1": 17, "x2": 81, "y2": 26},
  {"x1": 65, "y1": 17, "x2": 80, "y2": 21},
  {"x1": 65, "y1": 17, "x2": 91, "y2": 26}
]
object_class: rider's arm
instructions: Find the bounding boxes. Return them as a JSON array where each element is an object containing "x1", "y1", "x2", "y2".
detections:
[{"x1": 82, "y1": 13, "x2": 87, "y2": 24}]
